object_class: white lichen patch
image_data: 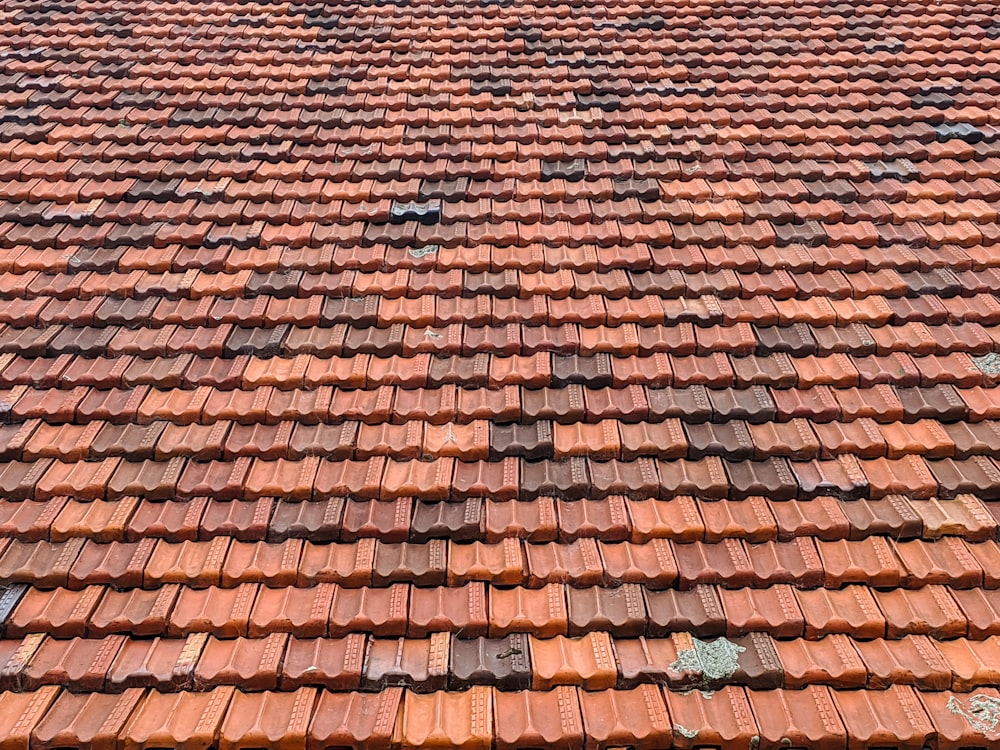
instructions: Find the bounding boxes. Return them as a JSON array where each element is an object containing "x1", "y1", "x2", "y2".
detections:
[
  {"x1": 674, "y1": 724, "x2": 698, "y2": 739},
  {"x1": 668, "y1": 636, "x2": 746, "y2": 690},
  {"x1": 948, "y1": 694, "x2": 1000, "y2": 736},
  {"x1": 973, "y1": 353, "x2": 1000, "y2": 376}
]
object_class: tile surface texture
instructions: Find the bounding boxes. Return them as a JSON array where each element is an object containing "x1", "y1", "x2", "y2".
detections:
[{"x1": 1, "y1": 0, "x2": 1000, "y2": 746}]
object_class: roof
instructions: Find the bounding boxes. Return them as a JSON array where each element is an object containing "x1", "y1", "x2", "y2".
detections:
[{"x1": 1, "y1": 0, "x2": 1000, "y2": 747}]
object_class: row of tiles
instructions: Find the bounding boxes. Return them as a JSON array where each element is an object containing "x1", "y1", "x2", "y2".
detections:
[
  {"x1": 4, "y1": 117, "x2": 998, "y2": 151},
  {"x1": 1, "y1": 342, "x2": 998, "y2": 389},
  {"x1": 3, "y1": 7, "x2": 994, "y2": 27},
  {"x1": 6, "y1": 82, "x2": 999, "y2": 118},
  {"x1": 11, "y1": 61, "x2": 998, "y2": 84},
  {"x1": 5, "y1": 131, "x2": 1000, "y2": 173},
  {"x1": 1, "y1": 682, "x2": 992, "y2": 750},
  {"x1": 3, "y1": 534, "x2": 1000, "y2": 590},
  {"x1": 5, "y1": 580, "x2": 1000, "y2": 640},
  {"x1": 0, "y1": 349, "x2": 991, "y2": 390},
  {"x1": 6, "y1": 113, "x2": 997, "y2": 144},
  {"x1": 4, "y1": 127, "x2": 997, "y2": 161},
  {"x1": 2, "y1": 9, "x2": 978, "y2": 38},
  {"x1": 6, "y1": 317, "x2": 1000, "y2": 359},
  {"x1": 6, "y1": 70, "x2": 992, "y2": 96},
  {"x1": 9, "y1": 193, "x2": 1000, "y2": 231},
  {"x1": 5, "y1": 107, "x2": 998, "y2": 143},
  {"x1": 7, "y1": 382, "x2": 996, "y2": 426},
  {"x1": 8, "y1": 21, "x2": 995, "y2": 46},
  {"x1": 4, "y1": 295, "x2": 999, "y2": 334},
  {"x1": 0, "y1": 452, "x2": 998, "y2": 500},
  {"x1": 5, "y1": 630, "x2": 1000, "y2": 695},
  {"x1": 1, "y1": 86, "x2": 992, "y2": 116},
  {"x1": 4, "y1": 6, "x2": 996, "y2": 32},
  {"x1": 0, "y1": 241, "x2": 992, "y2": 276},
  {"x1": 5, "y1": 43, "x2": 995, "y2": 67},
  {"x1": 5, "y1": 84, "x2": 1000, "y2": 123},
  {"x1": 3, "y1": 216, "x2": 1000, "y2": 251},
  {"x1": 4, "y1": 27, "x2": 999, "y2": 57},
  {"x1": 1, "y1": 494, "x2": 993, "y2": 545},
  {"x1": 5, "y1": 218, "x2": 1000, "y2": 254},
  {"x1": 3, "y1": 630, "x2": 1000, "y2": 694},
  {"x1": 4, "y1": 268, "x2": 997, "y2": 304},
  {"x1": 9, "y1": 416, "x2": 1000, "y2": 464},
  {"x1": 6, "y1": 162, "x2": 1000, "y2": 204},
  {"x1": 9, "y1": 77, "x2": 998, "y2": 108}
]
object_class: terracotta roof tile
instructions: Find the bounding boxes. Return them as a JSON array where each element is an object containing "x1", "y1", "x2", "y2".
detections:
[{"x1": 2, "y1": 0, "x2": 1000, "y2": 745}]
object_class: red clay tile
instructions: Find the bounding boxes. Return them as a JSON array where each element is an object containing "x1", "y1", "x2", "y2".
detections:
[
  {"x1": 121, "y1": 686, "x2": 235, "y2": 750},
  {"x1": 484, "y1": 497, "x2": 558, "y2": 543},
  {"x1": 23, "y1": 635, "x2": 124, "y2": 691},
  {"x1": 794, "y1": 586, "x2": 886, "y2": 639},
  {"x1": 769, "y1": 497, "x2": 850, "y2": 541},
  {"x1": 307, "y1": 688, "x2": 402, "y2": 750},
  {"x1": 644, "y1": 585, "x2": 727, "y2": 637},
  {"x1": 144, "y1": 538, "x2": 230, "y2": 587},
  {"x1": 853, "y1": 635, "x2": 952, "y2": 691},
  {"x1": 568, "y1": 584, "x2": 648, "y2": 636},
  {"x1": 107, "y1": 634, "x2": 204, "y2": 691},
  {"x1": 167, "y1": 584, "x2": 257, "y2": 638},
  {"x1": 329, "y1": 584, "x2": 409, "y2": 638},
  {"x1": 699, "y1": 497, "x2": 776, "y2": 542},
  {"x1": 493, "y1": 686, "x2": 583, "y2": 750},
  {"x1": 3, "y1": 7, "x2": 1000, "y2": 750},
  {"x1": 626, "y1": 496, "x2": 704, "y2": 542},
  {"x1": 748, "y1": 686, "x2": 848, "y2": 750},
  {"x1": 298, "y1": 540, "x2": 375, "y2": 587},
  {"x1": 219, "y1": 688, "x2": 317, "y2": 750},
  {"x1": 578, "y1": 685, "x2": 672, "y2": 750},
  {"x1": 280, "y1": 634, "x2": 365, "y2": 691},
  {"x1": 832, "y1": 685, "x2": 933, "y2": 750},
  {"x1": 0, "y1": 538, "x2": 84, "y2": 588},
  {"x1": 400, "y1": 686, "x2": 492, "y2": 750},
  {"x1": 665, "y1": 685, "x2": 758, "y2": 750},
  {"x1": 249, "y1": 584, "x2": 336, "y2": 638},
  {"x1": 772, "y1": 634, "x2": 866, "y2": 688},
  {"x1": 447, "y1": 539, "x2": 524, "y2": 586},
  {"x1": 34, "y1": 688, "x2": 145, "y2": 750},
  {"x1": 876, "y1": 586, "x2": 967, "y2": 638},
  {"x1": 674, "y1": 539, "x2": 753, "y2": 588},
  {"x1": 340, "y1": 498, "x2": 412, "y2": 543},
  {"x1": 0, "y1": 686, "x2": 61, "y2": 747},
  {"x1": 194, "y1": 633, "x2": 287, "y2": 690},
  {"x1": 68, "y1": 539, "x2": 155, "y2": 589},
  {"x1": 719, "y1": 585, "x2": 805, "y2": 638},
  {"x1": 88, "y1": 586, "x2": 178, "y2": 637},
  {"x1": 489, "y1": 584, "x2": 567, "y2": 638},
  {"x1": 408, "y1": 583, "x2": 488, "y2": 637}
]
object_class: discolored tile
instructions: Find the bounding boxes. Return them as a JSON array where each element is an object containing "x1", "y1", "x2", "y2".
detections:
[{"x1": 363, "y1": 633, "x2": 449, "y2": 691}]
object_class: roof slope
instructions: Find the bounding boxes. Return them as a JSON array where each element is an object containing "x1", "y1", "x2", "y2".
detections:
[{"x1": 1, "y1": 0, "x2": 1000, "y2": 747}]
